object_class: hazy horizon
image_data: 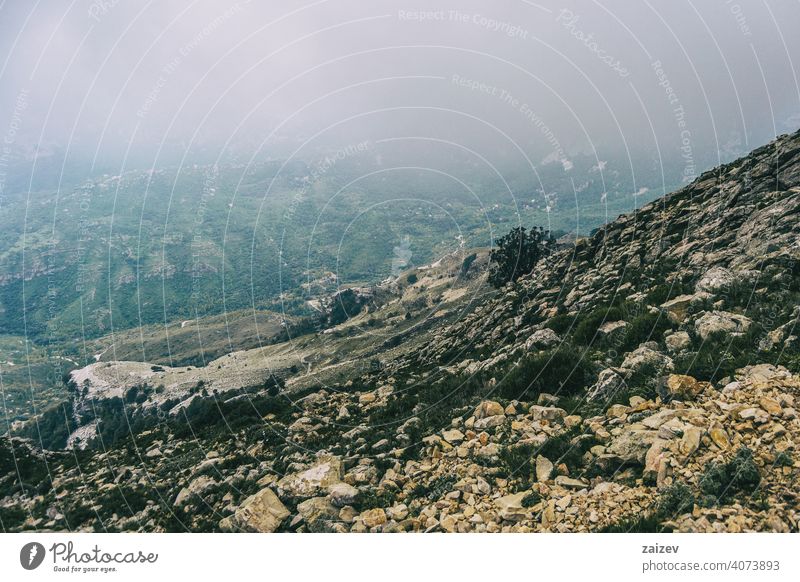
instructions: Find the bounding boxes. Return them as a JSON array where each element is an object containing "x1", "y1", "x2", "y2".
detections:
[{"x1": 1, "y1": 0, "x2": 798, "y2": 187}]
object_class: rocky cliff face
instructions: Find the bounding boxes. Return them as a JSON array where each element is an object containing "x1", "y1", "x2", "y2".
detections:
[{"x1": 2, "y1": 132, "x2": 800, "y2": 533}]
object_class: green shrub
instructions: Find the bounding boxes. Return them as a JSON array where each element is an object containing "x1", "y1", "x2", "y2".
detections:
[
  {"x1": 656, "y1": 481, "x2": 695, "y2": 517},
  {"x1": 600, "y1": 514, "x2": 667, "y2": 533},
  {"x1": 620, "y1": 312, "x2": 672, "y2": 352},
  {"x1": 498, "y1": 427, "x2": 594, "y2": 486},
  {"x1": 413, "y1": 475, "x2": 457, "y2": 501},
  {"x1": 573, "y1": 306, "x2": 626, "y2": 345},
  {"x1": 646, "y1": 280, "x2": 690, "y2": 306},
  {"x1": 775, "y1": 451, "x2": 793, "y2": 467},
  {"x1": 601, "y1": 481, "x2": 693, "y2": 533},
  {"x1": 675, "y1": 328, "x2": 762, "y2": 382},
  {"x1": 498, "y1": 443, "x2": 536, "y2": 485},
  {"x1": 17, "y1": 401, "x2": 76, "y2": 450},
  {"x1": 496, "y1": 347, "x2": 594, "y2": 401},
  {"x1": 536, "y1": 427, "x2": 594, "y2": 469},
  {"x1": 358, "y1": 488, "x2": 397, "y2": 510},
  {"x1": 699, "y1": 447, "x2": 761, "y2": 503},
  {"x1": 545, "y1": 313, "x2": 576, "y2": 335},
  {"x1": 460, "y1": 253, "x2": 477, "y2": 276},
  {"x1": 488, "y1": 226, "x2": 554, "y2": 288}
]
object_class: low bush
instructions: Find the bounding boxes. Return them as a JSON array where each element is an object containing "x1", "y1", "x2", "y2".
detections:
[
  {"x1": 521, "y1": 491, "x2": 542, "y2": 507},
  {"x1": 620, "y1": 312, "x2": 672, "y2": 352},
  {"x1": 358, "y1": 488, "x2": 397, "y2": 510},
  {"x1": 496, "y1": 347, "x2": 594, "y2": 401},
  {"x1": 775, "y1": 451, "x2": 793, "y2": 467},
  {"x1": 545, "y1": 313, "x2": 576, "y2": 335},
  {"x1": 675, "y1": 328, "x2": 762, "y2": 382},
  {"x1": 699, "y1": 447, "x2": 761, "y2": 504},
  {"x1": 17, "y1": 401, "x2": 76, "y2": 450},
  {"x1": 460, "y1": 253, "x2": 477, "y2": 276},
  {"x1": 573, "y1": 306, "x2": 626, "y2": 345},
  {"x1": 601, "y1": 481, "x2": 693, "y2": 533},
  {"x1": 498, "y1": 427, "x2": 595, "y2": 486},
  {"x1": 646, "y1": 280, "x2": 690, "y2": 306},
  {"x1": 656, "y1": 481, "x2": 695, "y2": 517}
]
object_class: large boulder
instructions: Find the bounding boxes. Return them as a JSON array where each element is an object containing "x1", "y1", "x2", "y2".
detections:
[
  {"x1": 643, "y1": 438, "x2": 669, "y2": 481},
  {"x1": 620, "y1": 345, "x2": 674, "y2": 375},
  {"x1": 473, "y1": 400, "x2": 505, "y2": 420},
  {"x1": 360, "y1": 508, "x2": 388, "y2": 529},
  {"x1": 664, "y1": 331, "x2": 691, "y2": 353},
  {"x1": 597, "y1": 320, "x2": 627, "y2": 341},
  {"x1": 587, "y1": 368, "x2": 627, "y2": 401},
  {"x1": 735, "y1": 364, "x2": 792, "y2": 385},
  {"x1": 659, "y1": 374, "x2": 710, "y2": 401},
  {"x1": 660, "y1": 293, "x2": 710, "y2": 323},
  {"x1": 525, "y1": 328, "x2": 561, "y2": 351},
  {"x1": 221, "y1": 487, "x2": 289, "y2": 532},
  {"x1": 473, "y1": 415, "x2": 506, "y2": 430},
  {"x1": 328, "y1": 482, "x2": 360, "y2": 507},
  {"x1": 297, "y1": 497, "x2": 340, "y2": 532},
  {"x1": 529, "y1": 406, "x2": 567, "y2": 422},
  {"x1": 695, "y1": 266, "x2": 736, "y2": 294},
  {"x1": 276, "y1": 456, "x2": 343, "y2": 499},
  {"x1": 535, "y1": 455, "x2": 554, "y2": 482},
  {"x1": 173, "y1": 475, "x2": 216, "y2": 507},
  {"x1": 494, "y1": 491, "x2": 529, "y2": 520},
  {"x1": 607, "y1": 427, "x2": 659, "y2": 464},
  {"x1": 694, "y1": 311, "x2": 752, "y2": 340}
]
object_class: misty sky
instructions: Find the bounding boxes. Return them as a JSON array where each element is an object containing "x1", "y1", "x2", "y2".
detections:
[{"x1": 1, "y1": 0, "x2": 799, "y2": 182}]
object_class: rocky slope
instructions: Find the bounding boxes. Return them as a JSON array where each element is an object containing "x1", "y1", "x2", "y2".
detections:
[
  {"x1": 2, "y1": 132, "x2": 800, "y2": 533},
  {"x1": 407, "y1": 130, "x2": 800, "y2": 370}
]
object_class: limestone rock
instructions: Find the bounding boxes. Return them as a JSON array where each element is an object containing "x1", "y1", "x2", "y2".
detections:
[
  {"x1": 660, "y1": 294, "x2": 708, "y2": 324},
  {"x1": 696, "y1": 266, "x2": 736, "y2": 294},
  {"x1": 608, "y1": 428, "x2": 659, "y2": 464},
  {"x1": 587, "y1": 368, "x2": 626, "y2": 401},
  {"x1": 359, "y1": 392, "x2": 377, "y2": 405},
  {"x1": 474, "y1": 400, "x2": 505, "y2": 420},
  {"x1": 442, "y1": 428, "x2": 465, "y2": 444},
  {"x1": 495, "y1": 491, "x2": 529, "y2": 520},
  {"x1": 695, "y1": 311, "x2": 753, "y2": 341},
  {"x1": 297, "y1": 497, "x2": 339, "y2": 532},
  {"x1": 621, "y1": 346, "x2": 674, "y2": 374},
  {"x1": 473, "y1": 415, "x2": 505, "y2": 430},
  {"x1": 224, "y1": 487, "x2": 290, "y2": 532},
  {"x1": 360, "y1": 508, "x2": 387, "y2": 528},
  {"x1": 708, "y1": 423, "x2": 730, "y2": 450},
  {"x1": 644, "y1": 438, "x2": 669, "y2": 480},
  {"x1": 665, "y1": 331, "x2": 691, "y2": 353},
  {"x1": 662, "y1": 374, "x2": 708, "y2": 401},
  {"x1": 679, "y1": 426, "x2": 702, "y2": 456},
  {"x1": 597, "y1": 320, "x2": 627, "y2": 340},
  {"x1": 328, "y1": 482, "x2": 360, "y2": 507},
  {"x1": 174, "y1": 475, "x2": 215, "y2": 507},
  {"x1": 529, "y1": 406, "x2": 567, "y2": 422},
  {"x1": 554, "y1": 476, "x2": 588, "y2": 489},
  {"x1": 277, "y1": 456, "x2": 343, "y2": 499},
  {"x1": 535, "y1": 455, "x2": 554, "y2": 482},
  {"x1": 525, "y1": 328, "x2": 561, "y2": 350}
]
